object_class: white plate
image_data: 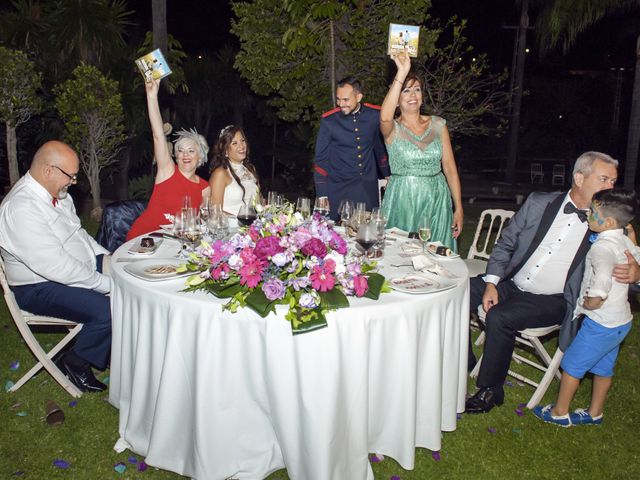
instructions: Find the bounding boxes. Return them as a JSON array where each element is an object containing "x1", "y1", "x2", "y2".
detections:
[
  {"x1": 123, "y1": 258, "x2": 192, "y2": 282},
  {"x1": 128, "y1": 238, "x2": 163, "y2": 255},
  {"x1": 389, "y1": 272, "x2": 457, "y2": 295},
  {"x1": 426, "y1": 241, "x2": 460, "y2": 259}
]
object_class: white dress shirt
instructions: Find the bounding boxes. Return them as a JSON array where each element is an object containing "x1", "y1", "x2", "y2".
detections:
[
  {"x1": 486, "y1": 193, "x2": 588, "y2": 294},
  {"x1": 0, "y1": 172, "x2": 111, "y2": 294},
  {"x1": 574, "y1": 229, "x2": 639, "y2": 327}
]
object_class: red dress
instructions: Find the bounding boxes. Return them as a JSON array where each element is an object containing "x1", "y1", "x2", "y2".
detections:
[{"x1": 126, "y1": 169, "x2": 208, "y2": 240}]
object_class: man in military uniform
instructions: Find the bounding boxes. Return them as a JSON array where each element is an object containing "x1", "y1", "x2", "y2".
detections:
[{"x1": 313, "y1": 77, "x2": 389, "y2": 220}]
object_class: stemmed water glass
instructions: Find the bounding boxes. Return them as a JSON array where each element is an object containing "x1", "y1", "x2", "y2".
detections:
[
  {"x1": 296, "y1": 197, "x2": 311, "y2": 218},
  {"x1": 370, "y1": 210, "x2": 387, "y2": 258},
  {"x1": 200, "y1": 198, "x2": 211, "y2": 234},
  {"x1": 313, "y1": 197, "x2": 330, "y2": 217},
  {"x1": 338, "y1": 200, "x2": 354, "y2": 227},
  {"x1": 418, "y1": 216, "x2": 431, "y2": 253}
]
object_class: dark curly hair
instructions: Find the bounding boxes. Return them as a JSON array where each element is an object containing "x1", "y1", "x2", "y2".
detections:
[{"x1": 210, "y1": 125, "x2": 260, "y2": 203}]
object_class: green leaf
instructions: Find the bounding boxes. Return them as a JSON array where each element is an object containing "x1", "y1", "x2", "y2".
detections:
[
  {"x1": 245, "y1": 288, "x2": 277, "y2": 318},
  {"x1": 318, "y1": 288, "x2": 349, "y2": 309},
  {"x1": 292, "y1": 310, "x2": 328, "y2": 335},
  {"x1": 364, "y1": 272, "x2": 385, "y2": 300}
]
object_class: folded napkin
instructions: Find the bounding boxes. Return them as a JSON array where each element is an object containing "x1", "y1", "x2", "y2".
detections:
[
  {"x1": 411, "y1": 254, "x2": 457, "y2": 279},
  {"x1": 401, "y1": 240, "x2": 423, "y2": 255}
]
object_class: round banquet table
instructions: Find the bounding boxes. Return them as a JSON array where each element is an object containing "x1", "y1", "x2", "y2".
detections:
[{"x1": 109, "y1": 235, "x2": 469, "y2": 480}]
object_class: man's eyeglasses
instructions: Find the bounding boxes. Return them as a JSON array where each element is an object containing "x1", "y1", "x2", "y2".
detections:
[{"x1": 50, "y1": 165, "x2": 78, "y2": 182}]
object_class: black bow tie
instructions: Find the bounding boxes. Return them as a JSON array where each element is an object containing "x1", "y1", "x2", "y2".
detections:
[{"x1": 563, "y1": 202, "x2": 587, "y2": 222}]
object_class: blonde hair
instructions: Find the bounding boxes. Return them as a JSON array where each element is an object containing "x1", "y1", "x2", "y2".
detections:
[{"x1": 174, "y1": 128, "x2": 209, "y2": 167}]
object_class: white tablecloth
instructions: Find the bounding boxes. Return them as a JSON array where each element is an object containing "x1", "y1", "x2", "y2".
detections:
[{"x1": 109, "y1": 236, "x2": 469, "y2": 480}]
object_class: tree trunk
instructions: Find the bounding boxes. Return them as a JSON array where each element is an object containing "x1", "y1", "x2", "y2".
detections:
[
  {"x1": 117, "y1": 143, "x2": 132, "y2": 200},
  {"x1": 624, "y1": 35, "x2": 640, "y2": 190},
  {"x1": 330, "y1": 20, "x2": 336, "y2": 106},
  {"x1": 90, "y1": 149, "x2": 102, "y2": 210},
  {"x1": 151, "y1": 0, "x2": 168, "y2": 55},
  {"x1": 5, "y1": 122, "x2": 19, "y2": 186},
  {"x1": 505, "y1": 0, "x2": 528, "y2": 184}
]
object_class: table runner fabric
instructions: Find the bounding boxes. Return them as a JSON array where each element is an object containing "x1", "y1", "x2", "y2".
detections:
[{"x1": 109, "y1": 237, "x2": 469, "y2": 480}]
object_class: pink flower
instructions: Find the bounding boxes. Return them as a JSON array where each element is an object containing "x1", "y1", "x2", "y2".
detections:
[
  {"x1": 329, "y1": 231, "x2": 348, "y2": 255},
  {"x1": 239, "y1": 259, "x2": 264, "y2": 288},
  {"x1": 353, "y1": 275, "x2": 368, "y2": 297},
  {"x1": 262, "y1": 277, "x2": 285, "y2": 300},
  {"x1": 310, "y1": 263, "x2": 335, "y2": 292},
  {"x1": 210, "y1": 263, "x2": 230, "y2": 280},
  {"x1": 254, "y1": 236, "x2": 284, "y2": 260},
  {"x1": 248, "y1": 225, "x2": 260, "y2": 242},
  {"x1": 301, "y1": 237, "x2": 327, "y2": 258}
]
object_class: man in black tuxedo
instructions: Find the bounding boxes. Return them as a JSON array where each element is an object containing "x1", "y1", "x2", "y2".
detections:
[{"x1": 466, "y1": 151, "x2": 640, "y2": 413}]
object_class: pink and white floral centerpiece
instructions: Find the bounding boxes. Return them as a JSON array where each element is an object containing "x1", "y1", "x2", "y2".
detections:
[{"x1": 181, "y1": 203, "x2": 387, "y2": 333}]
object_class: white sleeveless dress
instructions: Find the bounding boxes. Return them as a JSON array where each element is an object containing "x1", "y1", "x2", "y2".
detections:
[{"x1": 223, "y1": 163, "x2": 258, "y2": 216}]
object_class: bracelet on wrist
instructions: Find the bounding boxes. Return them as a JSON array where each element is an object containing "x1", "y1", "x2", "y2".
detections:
[{"x1": 393, "y1": 78, "x2": 403, "y2": 85}]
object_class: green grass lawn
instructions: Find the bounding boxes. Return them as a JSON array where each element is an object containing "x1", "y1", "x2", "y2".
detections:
[{"x1": 1, "y1": 209, "x2": 639, "y2": 479}]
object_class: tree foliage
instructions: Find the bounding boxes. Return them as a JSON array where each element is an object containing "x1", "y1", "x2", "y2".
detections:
[
  {"x1": 0, "y1": 46, "x2": 42, "y2": 185},
  {"x1": 54, "y1": 64, "x2": 125, "y2": 208},
  {"x1": 232, "y1": 0, "x2": 436, "y2": 124},
  {"x1": 414, "y1": 18, "x2": 509, "y2": 137}
]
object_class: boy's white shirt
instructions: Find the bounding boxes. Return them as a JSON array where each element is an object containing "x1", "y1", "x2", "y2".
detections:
[{"x1": 574, "y1": 228, "x2": 640, "y2": 327}]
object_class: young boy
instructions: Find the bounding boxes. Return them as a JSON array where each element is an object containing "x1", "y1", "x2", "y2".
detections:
[{"x1": 533, "y1": 188, "x2": 638, "y2": 427}]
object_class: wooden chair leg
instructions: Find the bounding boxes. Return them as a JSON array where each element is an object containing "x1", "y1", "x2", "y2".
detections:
[{"x1": 526, "y1": 348, "x2": 564, "y2": 409}]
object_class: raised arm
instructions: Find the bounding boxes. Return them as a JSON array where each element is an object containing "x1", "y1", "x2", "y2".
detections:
[
  {"x1": 380, "y1": 51, "x2": 411, "y2": 142},
  {"x1": 440, "y1": 126, "x2": 463, "y2": 238},
  {"x1": 145, "y1": 79, "x2": 175, "y2": 183}
]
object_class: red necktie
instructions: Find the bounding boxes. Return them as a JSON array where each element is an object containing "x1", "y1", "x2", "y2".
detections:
[{"x1": 52, "y1": 197, "x2": 58, "y2": 206}]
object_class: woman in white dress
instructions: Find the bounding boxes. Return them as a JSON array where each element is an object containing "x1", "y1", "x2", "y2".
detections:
[{"x1": 208, "y1": 125, "x2": 260, "y2": 215}]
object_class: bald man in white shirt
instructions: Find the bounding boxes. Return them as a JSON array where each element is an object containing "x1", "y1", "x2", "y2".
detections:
[{"x1": 0, "y1": 141, "x2": 111, "y2": 392}]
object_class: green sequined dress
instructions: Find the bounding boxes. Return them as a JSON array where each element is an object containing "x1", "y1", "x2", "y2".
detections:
[{"x1": 381, "y1": 116, "x2": 456, "y2": 251}]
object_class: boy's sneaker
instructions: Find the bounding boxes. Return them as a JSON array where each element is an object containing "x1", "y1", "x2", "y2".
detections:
[
  {"x1": 569, "y1": 408, "x2": 603, "y2": 426},
  {"x1": 532, "y1": 404, "x2": 572, "y2": 427}
]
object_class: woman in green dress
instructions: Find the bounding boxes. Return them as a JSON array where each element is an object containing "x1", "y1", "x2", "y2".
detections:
[{"x1": 380, "y1": 51, "x2": 463, "y2": 251}]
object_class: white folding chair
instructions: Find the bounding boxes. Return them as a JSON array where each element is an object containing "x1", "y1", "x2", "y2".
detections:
[
  {"x1": 378, "y1": 178, "x2": 388, "y2": 206},
  {"x1": 552, "y1": 164, "x2": 566, "y2": 186},
  {"x1": 470, "y1": 305, "x2": 563, "y2": 409},
  {"x1": 464, "y1": 209, "x2": 515, "y2": 278},
  {"x1": 0, "y1": 255, "x2": 83, "y2": 397},
  {"x1": 530, "y1": 163, "x2": 544, "y2": 184}
]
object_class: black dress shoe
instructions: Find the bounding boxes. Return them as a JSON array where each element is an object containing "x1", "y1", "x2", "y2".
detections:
[
  {"x1": 56, "y1": 354, "x2": 107, "y2": 393},
  {"x1": 465, "y1": 387, "x2": 504, "y2": 414}
]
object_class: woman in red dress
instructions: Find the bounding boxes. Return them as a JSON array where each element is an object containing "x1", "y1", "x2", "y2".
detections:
[{"x1": 126, "y1": 79, "x2": 210, "y2": 240}]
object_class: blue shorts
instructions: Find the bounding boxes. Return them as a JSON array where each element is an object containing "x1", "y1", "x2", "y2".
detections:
[{"x1": 561, "y1": 316, "x2": 632, "y2": 378}]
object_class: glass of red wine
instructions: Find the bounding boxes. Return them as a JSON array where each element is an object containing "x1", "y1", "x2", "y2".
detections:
[
  {"x1": 237, "y1": 203, "x2": 257, "y2": 227},
  {"x1": 355, "y1": 221, "x2": 377, "y2": 258}
]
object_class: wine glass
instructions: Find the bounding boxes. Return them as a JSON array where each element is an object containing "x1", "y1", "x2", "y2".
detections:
[
  {"x1": 296, "y1": 197, "x2": 311, "y2": 218},
  {"x1": 418, "y1": 216, "x2": 431, "y2": 252},
  {"x1": 182, "y1": 195, "x2": 192, "y2": 211},
  {"x1": 183, "y1": 208, "x2": 201, "y2": 247},
  {"x1": 356, "y1": 221, "x2": 377, "y2": 258},
  {"x1": 237, "y1": 203, "x2": 257, "y2": 227},
  {"x1": 199, "y1": 198, "x2": 211, "y2": 234},
  {"x1": 371, "y1": 213, "x2": 387, "y2": 258},
  {"x1": 338, "y1": 200, "x2": 354, "y2": 227},
  {"x1": 267, "y1": 191, "x2": 278, "y2": 206},
  {"x1": 313, "y1": 197, "x2": 330, "y2": 217}
]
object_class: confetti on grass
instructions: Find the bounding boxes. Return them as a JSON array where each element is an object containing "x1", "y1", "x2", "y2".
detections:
[
  {"x1": 431, "y1": 451, "x2": 441, "y2": 461},
  {"x1": 114, "y1": 463, "x2": 126, "y2": 474},
  {"x1": 15, "y1": 411, "x2": 27, "y2": 417},
  {"x1": 128, "y1": 456, "x2": 138, "y2": 464},
  {"x1": 9, "y1": 360, "x2": 19, "y2": 371},
  {"x1": 504, "y1": 380, "x2": 514, "y2": 387},
  {"x1": 5, "y1": 380, "x2": 15, "y2": 392},
  {"x1": 53, "y1": 459, "x2": 70, "y2": 469},
  {"x1": 369, "y1": 454, "x2": 381, "y2": 463},
  {"x1": 68, "y1": 400, "x2": 78, "y2": 407},
  {"x1": 12, "y1": 472, "x2": 24, "y2": 476},
  {"x1": 487, "y1": 427, "x2": 497, "y2": 434},
  {"x1": 456, "y1": 413, "x2": 462, "y2": 420},
  {"x1": 391, "y1": 476, "x2": 402, "y2": 480},
  {"x1": 515, "y1": 408, "x2": 524, "y2": 417},
  {"x1": 138, "y1": 461, "x2": 148, "y2": 472}
]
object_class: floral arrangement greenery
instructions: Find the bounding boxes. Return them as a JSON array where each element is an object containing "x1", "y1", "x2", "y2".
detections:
[{"x1": 180, "y1": 203, "x2": 387, "y2": 334}]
